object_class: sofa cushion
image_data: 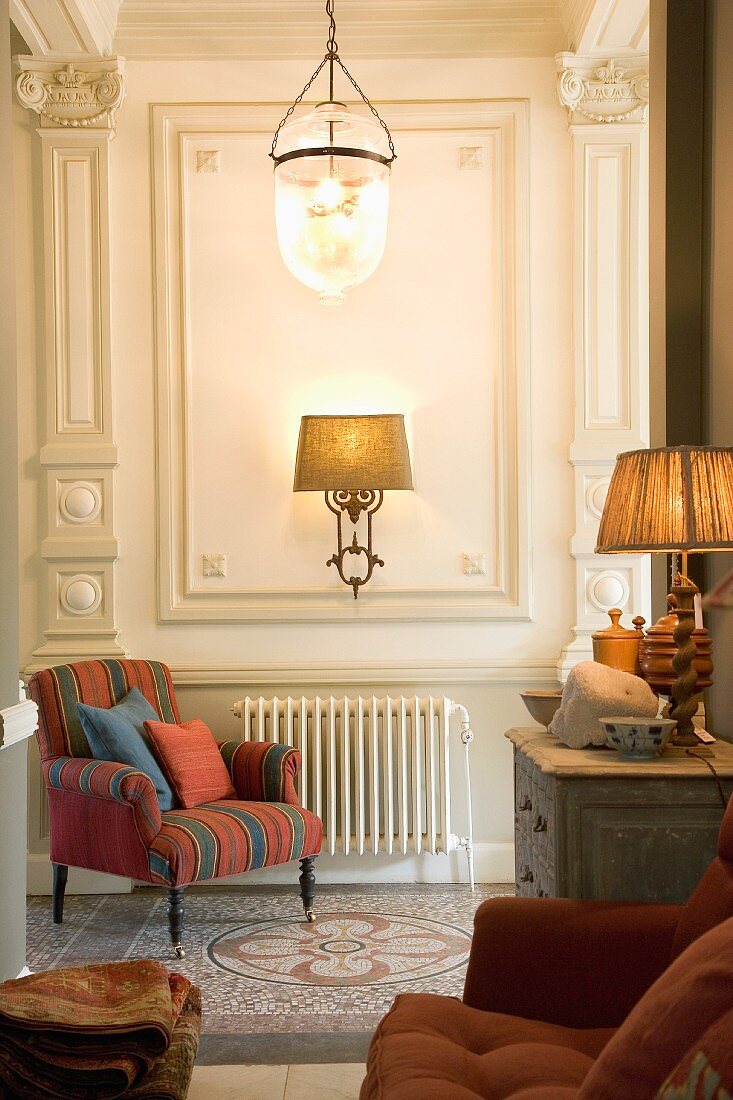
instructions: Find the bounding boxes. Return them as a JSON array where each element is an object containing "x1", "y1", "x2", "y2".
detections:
[
  {"x1": 655, "y1": 1006, "x2": 733, "y2": 1099},
  {"x1": 360, "y1": 993, "x2": 614, "y2": 1100},
  {"x1": 148, "y1": 800, "x2": 323, "y2": 886},
  {"x1": 78, "y1": 688, "x2": 176, "y2": 811},
  {"x1": 672, "y1": 795, "x2": 733, "y2": 957},
  {"x1": 144, "y1": 719, "x2": 236, "y2": 808},
  {"x1": 580, "y1": 915, "x2": 733, "y2": 1099}
]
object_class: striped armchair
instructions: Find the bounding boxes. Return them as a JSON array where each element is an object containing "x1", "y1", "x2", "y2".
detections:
[{"x1": 27, "y1": 660, "x2": 322, "y2": 958}]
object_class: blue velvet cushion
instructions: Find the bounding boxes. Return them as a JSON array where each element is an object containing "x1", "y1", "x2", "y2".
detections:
[{"x1": 77, "y1": 687, "x2": 176, "y2": 811}]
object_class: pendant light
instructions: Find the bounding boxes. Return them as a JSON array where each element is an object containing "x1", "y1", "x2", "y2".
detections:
[{"x1": 269, "y1": 0, "x2": 396, "y2": 305}]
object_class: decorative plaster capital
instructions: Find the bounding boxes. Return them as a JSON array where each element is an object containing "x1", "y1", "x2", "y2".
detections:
[
  {"x1": 14, "y1": 56, "x2": 126, "y2": 132},
  {"x1": 555, "y1": 53, "x2": 649, "y2": 125}
]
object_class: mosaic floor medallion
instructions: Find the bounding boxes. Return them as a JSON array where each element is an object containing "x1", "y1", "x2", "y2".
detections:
[
  {"x1": 26, "y1": 883, "x2": 513, "y2": 1058},
  {"x1": 208, "y1": 912, "x2": 471, "y2": 986}
]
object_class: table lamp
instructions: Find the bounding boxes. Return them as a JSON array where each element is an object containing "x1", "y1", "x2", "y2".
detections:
[
  {"x1": 595, "y1": 446, "x2": 733, "y2": 745},
  {"x1": 293, "y1": 414, "x2": 413, "y2": 598}
]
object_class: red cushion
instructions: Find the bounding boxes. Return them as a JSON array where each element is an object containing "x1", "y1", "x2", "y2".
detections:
[
  {"x1": 144, "y1": 719, "x2": 235, "y2": 809},
  {"x1": 655, "y1": 1006, "x2": 733, "y2": 1098},
  {"x1": 360, "y1": 993, "x2": 614, "y2": 1100},
  {"x1": 580, "y1": 915, "x2": 733, "y2": 1099},
  {"x1": 672, "y1": 795, "x2": 733, "y2": 956}
]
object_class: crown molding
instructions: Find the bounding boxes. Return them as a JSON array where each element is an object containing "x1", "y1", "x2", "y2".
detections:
[{"x1": 114, "y1": 0, "x2": 566, "y2": 60}]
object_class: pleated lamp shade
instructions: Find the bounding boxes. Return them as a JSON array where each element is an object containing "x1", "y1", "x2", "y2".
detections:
[
  {"x1": 595, "y1": 446, "x2": 733, "y2": 554},
  {"x1": 293, "y1": 415, "x2": 413, "y2": 492}
]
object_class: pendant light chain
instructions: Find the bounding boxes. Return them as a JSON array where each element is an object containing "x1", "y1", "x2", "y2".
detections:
[
  {"x1": 326, "y1": 0, "x2": 338, "y2": 55},
  {"x1": 270, "y1": 0, "x2": 396, "y2": 163},
  {"x1": 269, "y1": 57, "x2": 329, "y2": 159},
  {"x1": 335, "y1": 57, "x2": 396, "y2": 161}
]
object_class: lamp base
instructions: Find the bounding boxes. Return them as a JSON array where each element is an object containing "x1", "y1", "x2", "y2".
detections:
[{"x1": 666, "y1": 574, "x2": 703, "y2": 746}]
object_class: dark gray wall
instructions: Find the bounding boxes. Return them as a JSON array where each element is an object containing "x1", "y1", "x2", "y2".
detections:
[{"x1": 706, "y1": 0, "x2": 733, "y2": 740}]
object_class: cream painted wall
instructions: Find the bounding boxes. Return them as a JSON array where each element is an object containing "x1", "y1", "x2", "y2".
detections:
[
  {"x1": 707, "y1": 0, "x2": 733, "y2": 743},
  {"x1": 1, "y1": 2, "x2": 28, "y2": 979},
  {"x1": 16, "y1": 56, "x2": 576, "y2": 883},
  {"x1": 111, "y1": 57, "x2": 573, "y2": 664}
]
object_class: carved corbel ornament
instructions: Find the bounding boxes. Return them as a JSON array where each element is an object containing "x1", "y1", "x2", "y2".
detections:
[
  {"x1": 556, "y1": 53, "x2": 649, "y2": 124},
  {"x1": 14, "y1": 56, "x2": 126, "y2": 132}
]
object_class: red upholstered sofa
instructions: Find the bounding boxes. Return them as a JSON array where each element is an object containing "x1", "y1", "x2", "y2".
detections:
[
  {"x1": 361, "y1": 794, "x2": 733, "y2": 1099},
  {"x1": 28, "y1": 659, "x2": 322, "y2": 957}
]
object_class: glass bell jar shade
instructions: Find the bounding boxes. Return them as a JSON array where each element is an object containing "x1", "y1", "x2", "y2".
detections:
[{"x1": 273, "y1": 102, "x2": 392, "y2": 305}]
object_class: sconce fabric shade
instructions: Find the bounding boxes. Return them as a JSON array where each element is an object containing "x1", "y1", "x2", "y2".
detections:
[
  {"x1": 595, "y1": 446, "x2": 733, "y2": 554},
  {"x1": 294, "y1": 415, "x2": 413, "y2": 491}
]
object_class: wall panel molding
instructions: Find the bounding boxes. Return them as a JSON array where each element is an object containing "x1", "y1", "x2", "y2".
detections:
[
  {"x1": 556, "y1": 53, "x2": 651, "y2": 677},
  {"x1": 167, "y1": 658, "x2": 559, "y2": 688},
  {"x1": 16, "y1": 57, "x2": 128, "y2": 666},
  {"x1": 152, "y1": 100, "x2": 531, "y2": 623}
]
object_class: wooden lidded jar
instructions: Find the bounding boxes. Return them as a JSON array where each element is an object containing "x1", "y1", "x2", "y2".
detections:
[
  {"x1": 639, "y1": 600, "x2": 714, "y2": 696},
  {"x1": 592, "y1": 609, "x2": 646, "y2": 676}
]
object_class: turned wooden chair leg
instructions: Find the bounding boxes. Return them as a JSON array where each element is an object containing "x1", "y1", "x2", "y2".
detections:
[
  {"x1": 52, "y1": 863, "x2": 68, "y2": 924},
  {"x1": 299, "y1": 856, "x2": 316, "y2": 922},
  {"x1": 167, "y1": 886, "x2": 186, "y2": 959}
]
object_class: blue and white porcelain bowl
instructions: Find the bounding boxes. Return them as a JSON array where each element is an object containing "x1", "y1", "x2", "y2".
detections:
[{"x1": 599, "y1": 717, "x2": 677, "y2": 760}]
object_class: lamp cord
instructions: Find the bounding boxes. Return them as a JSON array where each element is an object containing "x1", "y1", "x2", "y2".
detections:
[
  {"x1": 685, "y1": 749, "x2": 732, "y2": 809},
  {"x1": 269, "y1": 0, "x2": 396, "y2": 163}
]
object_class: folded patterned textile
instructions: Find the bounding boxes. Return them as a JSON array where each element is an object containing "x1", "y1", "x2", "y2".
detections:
[
  {"x1": 0, "y1": 960, "x2": 199, "y2": 1099},
  {"x1": 126, "y1": 985, "x2": 202, "y2": 1100}
]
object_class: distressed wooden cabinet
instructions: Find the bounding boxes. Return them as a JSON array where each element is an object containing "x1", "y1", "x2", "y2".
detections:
[{"x1": 507, "y1": 728, "x2": 733, "y2": 904}]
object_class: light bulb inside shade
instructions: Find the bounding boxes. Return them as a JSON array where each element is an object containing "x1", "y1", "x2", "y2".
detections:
[
  {"x1": 311, "y1": 177, "x2": 344, "y2": 211},
  {"x1": 274, "y1": 153, "x2": 390, "y2": 305}
]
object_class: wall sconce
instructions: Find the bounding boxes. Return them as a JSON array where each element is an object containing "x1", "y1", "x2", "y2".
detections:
[{"x1": 293, "y1": 414, "x2": 413, "y2": 598}]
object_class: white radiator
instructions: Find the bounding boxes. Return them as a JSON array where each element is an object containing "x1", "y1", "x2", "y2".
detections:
[{"x1": 230, "y1": 695, "x2": 475, "y2": 888}]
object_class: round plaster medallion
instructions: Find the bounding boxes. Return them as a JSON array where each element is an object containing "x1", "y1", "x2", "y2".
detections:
[
  {"x1": 59, "y1": 482, "x2": 101, "y2": 524},
  {"x1": 587, "y1": 570, "x2": 629, "y2": 613},
  {"x1": 208, "y1": 912, "x2": 471, "y2": 987},
  {"x1": 585, "y1": 477, "x2": 610, "y2": 521},
  {"x1": 60, "y1": 575, "x2": 102, "y2": 616}
]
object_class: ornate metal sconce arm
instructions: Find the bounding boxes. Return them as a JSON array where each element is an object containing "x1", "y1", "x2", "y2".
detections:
[{"x1": 325, "y1": 490, "x2": 384, "y2": 598}]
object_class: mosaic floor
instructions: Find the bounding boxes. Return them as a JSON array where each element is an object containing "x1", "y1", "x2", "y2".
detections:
[{"x1": 27, "y1": 883, "x2": 510, "y2": 1063}]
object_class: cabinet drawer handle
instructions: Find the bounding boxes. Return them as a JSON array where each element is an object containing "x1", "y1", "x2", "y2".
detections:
[
  {"x1": 517, "y1": 796, "x2": 532, "y2": 811},
  {"x1": 519, "y1": 866, "x2": 534, "y2": 883},
  {"x1": 533, "y1": 816, "x2": 548, "y2": 833}
]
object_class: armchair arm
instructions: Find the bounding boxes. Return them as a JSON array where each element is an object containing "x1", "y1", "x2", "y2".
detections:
[
  {"x1": 45, "y1": 757, "x2": 162, "y2": 848},
  {"x1": 218, "y1": 741, "x2": 301, "y2": 804},
  {"x1": 463, "y1": 896, "x2": 683, "y2": 1029}
]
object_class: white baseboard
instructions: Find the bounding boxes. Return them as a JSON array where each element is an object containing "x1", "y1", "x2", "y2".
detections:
[
  {"x1": 133, "y1": 843, "x2": 515, "y2": 889},
  {"x1": 26, "y1": 854, "x2": 132, "y2": 896},
  {"x1": 28, "y1": 846, "x2": 515, "y2": 895}
]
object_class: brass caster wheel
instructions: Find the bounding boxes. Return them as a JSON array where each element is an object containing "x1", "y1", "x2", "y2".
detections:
[
  {"x1": 304, "y1": 909, "x2": 315, "y2": 923},
  {"x1": 174, "y1": 944, "x2": 185, "y2": 960}
]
